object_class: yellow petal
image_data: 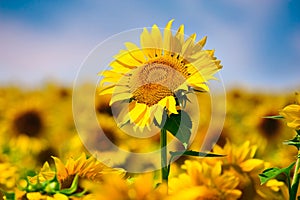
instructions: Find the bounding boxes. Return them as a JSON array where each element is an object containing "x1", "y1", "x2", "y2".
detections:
[
  {"x1": 110, "y1": 60, "x2": 135, "y2": 71},
  {"x1": 181, "y1": 33, "x2": 196, "y2": 57},
  {"x1": 151, "y1": 24, "x2": 163, "y2": 56},
  {"x1": 175, "y1": 24, "x2": 185, "y2": 45},
  {"x1": 240, "y1": 159, "x2": 264, "y2": 172},
  {"x1": 158, "y1": 96, "x2": 178, "y2": 114},
  {"x1": 140, "y1": 27, "x2": 156, "y2": 58},
  {"x1": 98, "y1": 84, "x2": 115, "y2": 95},
  {"x1": 124, "y1": 42, "x2": 146, "y2": 63},
  {"x1": 163, "y1": 19, "x2": 174, "y2": 52},
  {"x1": 151, "y1": 104, "x2": 165, "y2": 125},
  {"x1": 52, "y1": 157, "x2": 68, "y2": 180},
  {"x1": 110, "y1": 92, "x2": 131, "y2": 105},
  {"x1": 127, "y1": 102, "x2": 147, "y2": 124},
  {"x1": 114, "y1": 50, "x2": 143, "y2": 67}
]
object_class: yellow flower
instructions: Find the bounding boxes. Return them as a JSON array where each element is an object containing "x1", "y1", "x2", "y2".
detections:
[
  {"x1": 26, "y1": 192, "x2": 68, "y2": 200},
  {"x1": 52, "y1": 153, "x2": 124, "y2": 189},
  {"x1": 99, "y1": 19, "x2": 222, "y2": 130},
  {"x1": 0, "y1": 162, "x2": 18, "y2": 191},
  {"x1": 84, "y1": 173, "x2": 167, "y2": 200},
  {"x1": 279, "y1": 104, "x2": 300, "y2": 130},
  {"x1": 168, "y1": 160, "x2": 241, "y2": 200},
  {"x1": 256, "y1": 179, "x2": 289, "y2": 200},
  {"x1": 211, "y1": 140, "x2": 290, "y2": 199}
]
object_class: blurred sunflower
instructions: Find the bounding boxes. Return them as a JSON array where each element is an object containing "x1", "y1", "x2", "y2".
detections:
[
  {"x1": 0, "y1": 97, "x2": 52, "y2": 169},
  {"x1": 2, "y1": 95, "x2": 49, "y2": 140},
  {"x1": 25, "y1": 192, "x2": 69, "y2": 200},
  {"x1": 84, "y1": 173, "x2": 167, "y2": 200},
  {"x1": 0, "y1": 162, "x2": 18, "y2": 192},
  {"x1": 52, "y1": 153, "x2": 125, "y2": 189},
  {"x1": 168, "y1": 160, "x2": 241, "y2": 200},
  {"x1": 99, "y1": 19, "x2": 222, "y2": 130},
  {"x1": 211, "y1": 140, "x2": 288, "y2": 199}
]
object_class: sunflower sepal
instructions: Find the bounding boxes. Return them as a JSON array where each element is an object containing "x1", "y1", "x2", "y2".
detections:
[
  {"x1": 59, "y1": 174, "x2": 79, "y2": 195},
  {"x1": 283, "y1": 134, "x2": 300, "y2": 148},
  {"x1": 20, "y1": 173, "x2": 85, "y2": 197}
]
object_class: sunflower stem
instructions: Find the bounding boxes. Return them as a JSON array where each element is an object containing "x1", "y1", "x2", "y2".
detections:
[
  {"x1": 160, "y1": 128, "x2": 169, "y2": 185},
  {"x1": 290, "y1": 149, "x2": 300, "y2": 200}
]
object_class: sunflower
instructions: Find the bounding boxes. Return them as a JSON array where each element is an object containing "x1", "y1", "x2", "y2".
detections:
[
  {"x1": 25, "y1": 192, "x2": 69, "y2": 200},
  {"x1": 4, "y1": 96, "x2": 46, "y2": 138},
  {"x1": 84, "y1": 173, "x2": 167, "y2": 200},
  {"x1": 210, "y1": 140, "x2": 289, "y2": 199},
  {"x1": 168, "y1": 160, "x2": 242, "y2": 200},
  {"x1": 98, "y1": 20, "x2": 222, "y2": 130},
  {"x1": 52, "y1": 153, "x2": 125, "y2": 189}
]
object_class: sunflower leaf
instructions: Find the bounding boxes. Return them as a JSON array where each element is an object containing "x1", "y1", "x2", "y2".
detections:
[
  {"x1": 259, "y1": 162, "x2": 295, "y2": 185},
  {"x1": 162, "y1": 110, "x2": 192, "y2": 148},
  {"x1": 263, "y1": 115, "x2": 284, "y2": 119},
  {"x1": 170, "y1": 150, "x2": 225, "y2": 157}
]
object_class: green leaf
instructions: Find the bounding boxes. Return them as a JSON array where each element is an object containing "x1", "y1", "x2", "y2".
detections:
[
  {"x1": 162, "y1": 110, "x2": 192, "y2": 148},
  {"x1": 259, "y1": 162, "x2": 295, "y2": 185},
  {"x1": 263, "y1": 115, "x2": 284, "y2": 119},
  {"x1": 59, "y1": 174, "x2": 79, "y2": 195},
  {"x1": 170, "y1": 150, "x2": 225, "y2": 158},
  {"x1": 283, "y1": 134, "x2": 300, "y2": 148}
]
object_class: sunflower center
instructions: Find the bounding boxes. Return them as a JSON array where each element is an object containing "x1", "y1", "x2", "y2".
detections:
[
  {"x1": 130, "y1": 58, "x2": 188, "y2": 106},
  {"x1": 133, "y1": 83, "x2": 173, "y2": 106},
  {"x1": 13, "y1": 110, "x2": 43, "y2": 137}
]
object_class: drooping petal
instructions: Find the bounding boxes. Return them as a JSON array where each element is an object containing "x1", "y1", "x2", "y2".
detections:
[
  {"x1": 126, "y1": 102, "x2": 147, "y2": 124},
  {"x1": 158, "y1": 96, "x2": 178, "y2": 114}
]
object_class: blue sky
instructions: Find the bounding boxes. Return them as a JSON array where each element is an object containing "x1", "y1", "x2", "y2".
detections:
[{"x1": 0, "y1": 0, "x2": 299, "y2": 90}]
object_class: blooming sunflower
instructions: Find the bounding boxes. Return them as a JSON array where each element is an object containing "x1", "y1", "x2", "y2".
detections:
[
  {"x1": 52, "y1": 153, "x2": 125, "y2": 189},
  {"x1": 98, "y1": 20, "x2": 222, "y2": 130}
]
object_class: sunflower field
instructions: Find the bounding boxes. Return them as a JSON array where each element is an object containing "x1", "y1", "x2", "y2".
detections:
[
  {"x1": 0, "y1": 83, "x2": 299, "y2": 200},
  {"x1": 1, "y1": 21, "x2": 300, "y2": 200}
]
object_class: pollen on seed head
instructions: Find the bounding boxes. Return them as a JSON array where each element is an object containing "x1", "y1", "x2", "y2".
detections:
[{"x1": 128, "y1": 56, "x2": 190, "y2": 106}]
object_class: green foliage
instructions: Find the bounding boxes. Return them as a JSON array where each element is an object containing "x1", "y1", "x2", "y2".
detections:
[
  {"x1": 283, "y1": 135, "x2": 300, "y2": 148},
  {"x1": 0, "y1": 189, "x2": 15, "y2": 200},
  {"x1": 169, "y1": 150, "x2": 225, "y2": 158},
  {"x1": 259, "y1": 162, "x2": 295, "y2": 185},
  {"x1": 20, "y1": 174, "x2": 86, "y2": 197},
  {"x1": 263, "y1": 115, "x2": 284, "y2": 119},
  {"x1": 162, "y1": 110, "x2": 192, "y2": 149}
]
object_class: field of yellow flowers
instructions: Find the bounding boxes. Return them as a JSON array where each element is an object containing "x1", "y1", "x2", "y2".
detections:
[{"x1": 0, "y1": 83, "x2": 299, "y2": 200}]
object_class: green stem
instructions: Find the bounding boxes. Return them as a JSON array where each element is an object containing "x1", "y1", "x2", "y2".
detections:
[
  {"x1": 290, "y1": 149, "x2": 300, "y2": 200},
  {"x1": 161, "y1": 128, "x2": 169, "y2": 184}
]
